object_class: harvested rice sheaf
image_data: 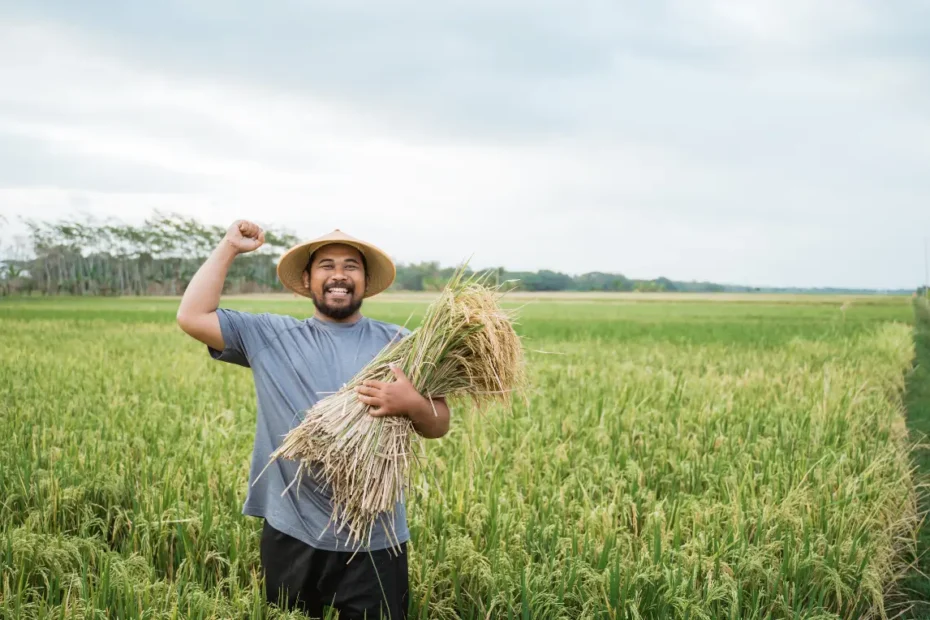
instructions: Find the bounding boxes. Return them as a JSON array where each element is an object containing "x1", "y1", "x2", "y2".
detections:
[{"x1": 269, "y1": 268, "x2": 526, "y2": 549}]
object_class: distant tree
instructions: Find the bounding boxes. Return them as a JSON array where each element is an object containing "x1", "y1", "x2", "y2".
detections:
[
  {"x1": 654, "y1": 277, "x2": 677, "y2": 292},
  {"x1": 0, "y1": 216, "x2": 32, "y2": 296},
  {"x1": 13, "y1": 211, "x2": 299, "y2": 296},
  {"x1": 575, "y1": 272, "x2": 632, "y2": 291},
  {"x1": 392, "y1": 261, "x2": 446, "y2": 291},
  {"x1": 633, "y1": 280, "x2": 663, "y2": 292},
  {"x1": 520, "y1": 269, "x2": 574, "y2": 291}
]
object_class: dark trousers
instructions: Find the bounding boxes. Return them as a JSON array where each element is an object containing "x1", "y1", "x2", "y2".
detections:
[{"x1": 260, "y1": 520, "x2": 409, "y2": 620}]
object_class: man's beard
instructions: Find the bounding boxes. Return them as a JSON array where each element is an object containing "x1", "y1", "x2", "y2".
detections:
[{"x1": 310, "y1": 288, "x2": 363, "y2": 320}]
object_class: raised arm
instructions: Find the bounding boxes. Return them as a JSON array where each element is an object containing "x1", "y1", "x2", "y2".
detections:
[{"x1": 176, "y1": 220, "x2": 265, "y2": 350}]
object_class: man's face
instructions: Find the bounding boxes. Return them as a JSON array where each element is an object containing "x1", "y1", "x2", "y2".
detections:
[{"x1": 301, "y1": 243, "x2": 367, "y2": 321}]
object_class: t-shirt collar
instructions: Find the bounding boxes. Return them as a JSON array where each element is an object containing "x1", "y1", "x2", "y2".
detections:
[{"x1": 308, "y1": 315, "x2": 368, "y2": 330}]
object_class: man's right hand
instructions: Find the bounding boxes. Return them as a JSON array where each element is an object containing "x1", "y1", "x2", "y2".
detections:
[{"x1": 224, "y1": 220, "x2": 266, "y2": 254}]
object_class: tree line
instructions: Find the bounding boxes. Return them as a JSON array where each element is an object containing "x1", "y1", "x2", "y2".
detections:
[
  {"x1": 0, "y1": 212, "x2": 301, "y2": 296},
  {"x1": 394, "y1": 262, "x2": 715, "y2": 293},
  {"x1": 0, "y1": 212, "x2": 706, "y2": 297},
  {"x1": 1, "y1": 212, "x2": 912, "y2": 297}
]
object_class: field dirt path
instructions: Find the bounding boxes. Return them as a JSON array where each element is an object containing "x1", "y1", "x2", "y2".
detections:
[{"x1": 902, "y1": 299, "x2": 930, "y2": 618}]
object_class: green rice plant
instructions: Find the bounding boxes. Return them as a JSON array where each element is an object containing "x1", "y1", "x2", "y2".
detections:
[{"x1": 0, "y1": 294, "x2": 923, "y2": 619}]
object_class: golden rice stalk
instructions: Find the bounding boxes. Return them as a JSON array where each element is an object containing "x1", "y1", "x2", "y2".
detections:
[{"x1": 268, "y1": 267, "x2": 525, "y2": 549}]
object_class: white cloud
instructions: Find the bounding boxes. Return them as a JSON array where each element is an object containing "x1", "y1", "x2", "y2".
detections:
[
  {"x1": 696, "y1": 0, "x2": 877, "y2": 45},
  {"x1": 0, "y1": 4, "x2": 929, "y2": 289}
]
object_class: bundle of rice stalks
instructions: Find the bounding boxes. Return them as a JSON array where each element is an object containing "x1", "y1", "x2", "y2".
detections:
[{"x1": 268, "y1": 267, "x2": 525, "y2": 549}]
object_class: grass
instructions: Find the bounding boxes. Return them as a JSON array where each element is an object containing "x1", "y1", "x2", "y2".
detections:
[{"x1": 0, "y1": 293, "x2": 925, "y2": 618}]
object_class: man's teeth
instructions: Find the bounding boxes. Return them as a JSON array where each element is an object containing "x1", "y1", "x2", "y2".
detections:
[{"x1": 328, "y1": 288, "x2": 349, "y2": 294}]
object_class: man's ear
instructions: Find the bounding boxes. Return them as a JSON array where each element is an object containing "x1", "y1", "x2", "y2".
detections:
[{"x1": 301, "y1": 269, "x2": 311, "y2": 290}]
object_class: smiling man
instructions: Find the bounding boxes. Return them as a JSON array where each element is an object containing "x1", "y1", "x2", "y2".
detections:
[{"x1": 176, "y1": 220, "x2": 450, "y2": 619}]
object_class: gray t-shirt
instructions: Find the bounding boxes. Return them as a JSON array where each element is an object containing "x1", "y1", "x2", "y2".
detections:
[{"x1": 208, "y1": 308, "x2": 411, "y2": 551}]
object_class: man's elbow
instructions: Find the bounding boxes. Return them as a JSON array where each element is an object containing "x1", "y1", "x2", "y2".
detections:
[
  {"x1": 176, "y1": 310, "x2": 211, "y2": 341},
  {"x1": 176, "y1": 310, "x2": 194, "y2": 334},
  {"x1": 176, "y1": 311, "x2": 224, "y2": 351},
  {"x1": 419, "y1": 401, "x2": 451, "y2": 439},
  {"x1": 427, "y1": 420, "x2": 451, "y2": 439},
  {"x1": 435, "y1": 415, "x2": 451, "y2": 439},
  {"x1": 417, "y1": 424, "x2": 450, "y2": 440}
]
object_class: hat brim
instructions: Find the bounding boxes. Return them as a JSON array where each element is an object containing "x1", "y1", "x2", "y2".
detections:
[{"x1": 276, "y1": 237, "x2": 395, "y2": 299}]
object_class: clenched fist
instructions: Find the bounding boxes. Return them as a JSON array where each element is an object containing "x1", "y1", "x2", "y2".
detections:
[{"x1": 224, "y1": 220, "x2": 265, "y2": 254}]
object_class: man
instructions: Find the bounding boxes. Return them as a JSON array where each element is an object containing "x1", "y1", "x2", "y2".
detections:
[{"x1": 176, "y1": 220, "x2": 450, "y2": 619}]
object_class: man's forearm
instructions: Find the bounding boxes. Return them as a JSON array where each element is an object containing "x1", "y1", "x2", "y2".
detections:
[
  {"x1": 409, "y1": 396, "x2": 451, "y2": 439},
  {"x1": 177, "y1": 241, "x2": 238, "y2": 319}
]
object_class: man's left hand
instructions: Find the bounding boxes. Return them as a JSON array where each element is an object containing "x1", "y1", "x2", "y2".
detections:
[
  {"x1": 356, "y1": 365, "x2": 428, "y2": 418},
  {"x1": 355, "y1": 365, "x2": 451, "y2": 438}
]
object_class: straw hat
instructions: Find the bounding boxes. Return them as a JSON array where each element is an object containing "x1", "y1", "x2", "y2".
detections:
[{"x1": 276, "y1": 229, "x2": 396, "y2": 299}]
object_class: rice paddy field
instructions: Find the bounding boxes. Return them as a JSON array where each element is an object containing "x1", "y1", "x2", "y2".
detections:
[{"x1": 2, "y1": 293, "x2": 930, "y2": 619}]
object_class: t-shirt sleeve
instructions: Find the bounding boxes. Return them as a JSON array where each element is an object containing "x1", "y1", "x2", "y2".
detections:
[{"x1": 208, "y1": 309, "x2": 289, "y2": 368}]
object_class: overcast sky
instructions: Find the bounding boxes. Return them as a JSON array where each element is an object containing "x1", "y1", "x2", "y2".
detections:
[{"x1": 1, "y1": 1, "x2": 929, "y2": 289}]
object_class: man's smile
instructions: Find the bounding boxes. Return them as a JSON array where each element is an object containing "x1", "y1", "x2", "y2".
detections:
[{"x1": 325, "y1": 284, "x2": 353, "y2": 301}]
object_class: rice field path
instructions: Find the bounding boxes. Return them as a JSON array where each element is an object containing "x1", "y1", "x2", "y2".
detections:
[{"x1": 902, "y1": 298, "x2": 930, "y2": 619}]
